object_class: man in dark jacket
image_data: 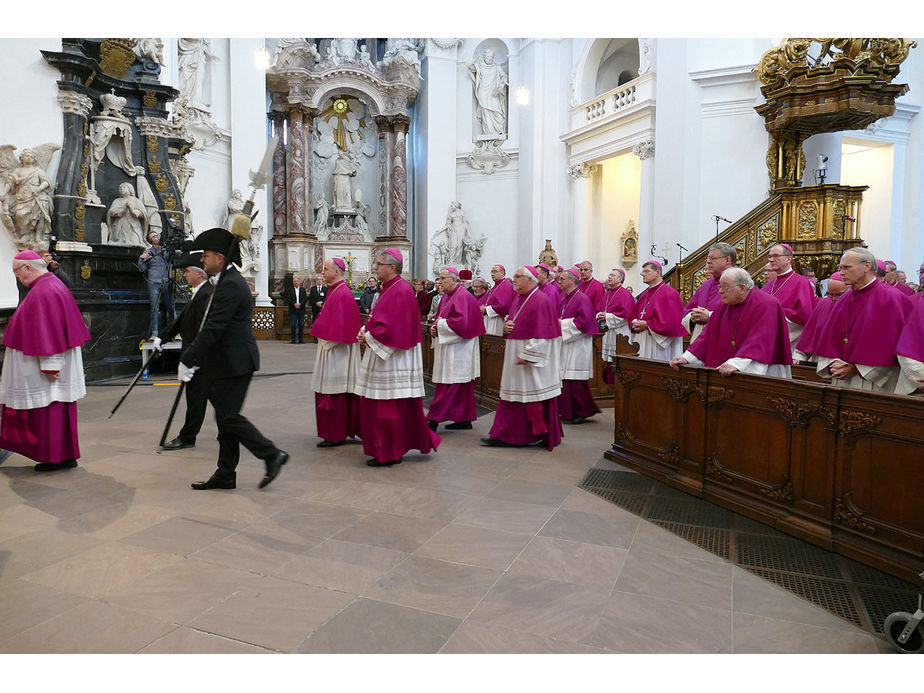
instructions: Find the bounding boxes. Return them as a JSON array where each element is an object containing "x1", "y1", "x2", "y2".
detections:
[
  {"x1": 308, "y1": 274, "x2": 327, "y2": 325},
  {"x1": 155, "y1": 252, "x2": 213, "y2": 450},
  {"x1": 180, "y1": 228, "x2": 288, "y2": 490},
  {"x1": 283, "y1": 275, "x2": 308, "y2": 343}
]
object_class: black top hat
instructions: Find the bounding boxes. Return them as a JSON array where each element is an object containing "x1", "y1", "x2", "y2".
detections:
[
  {"x1": 189, "y1": 227, "x2": 242, "y2": 265},
  {"x1": 175, "y1": 251, "x2": 205, "y2": 269}
]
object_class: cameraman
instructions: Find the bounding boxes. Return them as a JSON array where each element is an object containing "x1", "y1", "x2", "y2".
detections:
[{"x1": 138, "y1": 230, "x2": 178, "y2": 337}]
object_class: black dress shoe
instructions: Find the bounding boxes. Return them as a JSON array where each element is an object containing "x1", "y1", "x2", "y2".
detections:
[
  {"x1": 316, "y1": 440, "x2": 345, "y2": 448},
  {"x1": 161, "y1": 437, "x2": 195, "y2": 450},
  {"x1": 366, "y1": 457, "x2": 403, "y2": 467},
  {"x1": 298, "y1": 340, "x2": 305, "y2": 344},
  {"x1": 259, "y1": 450, "x2": 289, "y2": 489},
  {"x1": 445, "y1": 421, "x2": 473, "y2": 430},
  {"x1": 191, "y1": 473, "x2": 236, "y2": 490},
  {"x1": 427, "y1": 420, "x2": 439, "y2": 431},
  {"x1": 562, "y1": 417, "x2": 587, "y2": 425},
  {"x1": 35, "y1": 459, "x2": 78, "y2": 472},
  {"x1": 480, "y1": 436, "x2": 510, "y2": 447}
]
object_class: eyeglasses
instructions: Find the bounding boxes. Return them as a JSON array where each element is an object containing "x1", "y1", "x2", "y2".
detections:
[
  {"x1": 12, "y1": 264, "x2": 26, "y2": 273},
  {"x1": 768, "y1": 253, "x2": 786, "y2": 259}
]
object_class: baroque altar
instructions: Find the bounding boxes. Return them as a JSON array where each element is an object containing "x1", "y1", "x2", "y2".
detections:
[{"x1": 265, "y1": 39, "x2": 422, "y2": 292}]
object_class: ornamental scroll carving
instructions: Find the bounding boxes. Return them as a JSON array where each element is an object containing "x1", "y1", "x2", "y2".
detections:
[
  {"x1": 756, "y1": 215, "x2": 780, "y2": 254},
  {"x1": 616, "y1": 368, "x2": 641, "y2": 385},
  {"x1": 657, "y1": 442, "x2": 680, "y2": 466},
  {"x1": 705, "y1": 455, "x2": 735, "y2": 484},
  {"x1": 798, "y1": 201, "x2": 818, "y2": 240},
  {"x1": 615, "y1": 422, "x2": 629, "y2": 445},
  {"x1": 696, "y1": 385, "x2": 735, "y2": 405},
  {"x1": 834, "y1": 496, "x2": 878, "y2": 535},
  {"x1": 660, "y1": 376, "x2": 693, "y2": 402},
  {"x1": 760, "y1": 473, "x2": 793, "y2": 505},
  {"x1": 766, "y1": 396, "x2": 837, "y2": 428},
  {"x1": 838, "y1": 410, "x2": 882, "y2": 436}
]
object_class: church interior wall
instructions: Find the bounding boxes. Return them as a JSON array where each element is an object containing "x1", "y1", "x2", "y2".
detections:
[
  {"x1": 455, "y1": 163, "x2": 519, "y2": 276},
  {"x1": 593, "y1": 39, "x2": 639, "y2": 94},
  {"x1": 598, "y1": 154, "x2": 641, "y2": 277},
  {"x1": 841, "y1": 139, "x2": 895, "y2": 258}
]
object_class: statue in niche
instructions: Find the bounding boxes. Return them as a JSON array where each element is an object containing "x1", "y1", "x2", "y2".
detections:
[
  {"x1": 538, "y1": 240, "x2": 558, "y2": 268},
  {"x1": 354, "y1": 190, "x2": 370, "y2": 239},
  {"x1": 238, "y1": 224, "x2": 262, "y2": 279},
  {"x1": 178, "y1": 38, "x2": 218, "y2": 110},
  {"x1": 0, "y1": 144, "x2": 60, "y2": 247},
  {"x1": 133, "y1": 166, "x2": 163, "y2": 235},
  {"x1": 430, "y1": 201, "x2": 486, "y2": 276},
  {"x1": 134, "y1": 38, "x2": 164, "y2": 66},
  {"x1": 331, "y1": 152, "x2": 358, "y2": 212},
  {"x1": 621, "y1": 220, "x2": 639, "y2": 265},
  {"x1": 313, "y1": 196, "x2": 330, "y2": 238},
  {"x1": 90, "y1": 92, "x2": 135, "y2": 177},
  {"x1": 225, "y1": 188, "x2": 244, "y2": 230},
  {"x1": 468, "y1": 49, "x2": 508, "y2": 138},
  {"x1": 106, "y1": 182, "x2": 148, "y2": 247}
]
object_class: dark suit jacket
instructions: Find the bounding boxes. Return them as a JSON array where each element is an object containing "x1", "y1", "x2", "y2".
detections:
[
  {"x1": 308, "y1": 284, "x2": 327, "y2": 319},
  {"x1": 160, "y1": 281, "x2": 214, "y2": 355},
  {"x1": 283, "y1": 286, "x2": 308, "y2": 315},
  {"x1": 181, "y1": 266, "x2": 259, "y2": 378}
]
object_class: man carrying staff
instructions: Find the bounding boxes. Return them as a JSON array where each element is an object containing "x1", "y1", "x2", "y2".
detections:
[
  {"x1": 483, "y1": 266, "x2": 563, "y2": 450},
  {"x1": 630, "y1": 261, "x2": 686, "y2": 361},
  {"x1": 426, "y1": 267, "x2": 486, "y2": 432},
  {"x1": 181, "y1": 228, "x2": 289, "y2": 490},
  {"x1": 356, "y1": 249, "x2": 441, "y2": 467},
  {"x1": 0, "y1": 250, "x2": 90, "y2": 471},
  {"x1": 479, "y1": 264, "x2": 517, "y2": 336},
  {"x1": 760, "y1": 243, "x2": 815, "y2": 359},
  {"x1": 557, "y1": 267, "x2": 601, "y2": 424},
  {"x1": 669, "y1": 267, "x2": 792, "y2": 378},
  {"x1": 157, "y1": 252, "x2": 213, "y2": 450},
  {"x1": 812, "y1": 247, "x2": 911, "y2": 393},
  {"x1": 682, "y1": 242, "x2": 736, "y2": 344},
  {"x1": 311, "y1": 257, "x2": 362, "y2": 448}
]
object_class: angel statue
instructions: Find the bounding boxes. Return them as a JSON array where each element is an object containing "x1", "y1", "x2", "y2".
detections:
[{"x1": 0, "y1": 143, "x2": 60, "y2": 247}]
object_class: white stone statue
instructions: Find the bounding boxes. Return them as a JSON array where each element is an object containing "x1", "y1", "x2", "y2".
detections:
[
  {"x1": 468, "y1": 49, "x2": 508, "y2": 138},
  {"x1": 225, "y1": 188, "x2": 244, "y2": 230},
  {"x1": 90, "y1": 92, "x2": 135, "y2": 176},
  {"x1": 430, "y1": 201, "x2": 487, "y2": 276},
  {"x1": 313, "y1": 196, "x2": 330, "y2": 237},
  {"x1": 325, "y1": 38, "x2": 358, "y2": 66},
  {"x1": 134, "y1": 38, "x2": 165, "y2": 66},
  {"x1": 331, "y1": 152, "x2": 357, "y2": 212},
  {"x1": 133, "y1": 166, "x2": 163, "y2": 235},
  {"x1": 358, "y1": 44, "x2": 376, "y2": 70},
  {"x1": 383, "y1": 38, "x2": 421, "y2": 67},
  {"x1": 106, "y1": 181, "x2": 148, "y2": 247},
  {"x1": 354, "y1": 190, "x2": 370, "y2": 239},
  {"x1": 239, "y1": 224, "x2": 262, "y2": 278},
  {"x1": 178, "y1": 38, "x2": 218, "y2": 109},
  {"x1": 0, "y1": 143, "x2": 60, "y2": 247}
]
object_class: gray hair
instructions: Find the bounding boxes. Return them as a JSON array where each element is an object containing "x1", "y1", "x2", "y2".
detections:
[
  {"x1": 709, "y1": 242, "x2": 737, "y2": 264},
  {"x1": 472, "y1": 278, "x2": 489, "y2": 289},
  {"x1": 376, "y1": 251, "x2": 403, "y2": 276},
  {"x1": 844, "y1": 246, "x2": 876, "y2": 270},
  {"x1": 186, "y1": 265, "x2": 207, "y2": 278},
  {"x1": 721, "y1": 267, "x2": 754, "y2": 289},
  {"x1": 16, "y1": 258, "x2": 47, "y2": 271},
  {"x1": 884, "y1": 260, "x2": 897, "y2": 271}
]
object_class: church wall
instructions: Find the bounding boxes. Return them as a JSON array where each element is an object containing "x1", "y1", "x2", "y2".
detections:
[
  {"x1": 841, "y1": 141, "x2": 895, "y2": 258},
  {"x1": 456, "y1": 163, "x2": 519, "y2": 277},
  {"x1": 0, "y1": 39, "x2": 65, "y2": 308},
  {"x1": 598, "y1": 154, "x2": 641, "y2": 279}
]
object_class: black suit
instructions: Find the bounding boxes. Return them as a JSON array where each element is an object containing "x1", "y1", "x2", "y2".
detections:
[
  {"x1": 283, "y1": 285, "x2": 308, "y2": 342},
  {"x1": 308, "y1": 283, "x2": 327, "y2": 323},
  {"x1": 181, "y1": 266, "x2": 279, "y2": 479},
  {"x1": 160, "y1": 280, "x2": 214, "y2": 444}
]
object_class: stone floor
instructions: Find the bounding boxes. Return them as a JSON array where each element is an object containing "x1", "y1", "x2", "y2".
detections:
[{"x1": 0, "y1": 340, "x2": 896, "y2": 654}]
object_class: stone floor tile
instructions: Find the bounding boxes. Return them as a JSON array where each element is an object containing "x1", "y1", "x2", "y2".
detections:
[
  {"x1": 331, "y1": 511, "x2": 447, "y2": 552},
  {"x1": 732, "y1": 612, "x2": 879, "y2": 653},
  {"x1": 485, "y1": 478, "x2": 575, "y2": 507},
  {"x1": 538, "y1": 507, "x2": 639, "y2": 549},
  {"x1": 507, "y1": 536, "x2": 628, "y2": 588},
  {"x1": 628, "y1": 517, "x2": 729, "y2": 563},
  {"x1": 614, "y1": 550, "x2": 733, "y2": 610},
  {"x1": 139, "y1": 627, "x2": 274, "y2": 653},
  {"x1": 439, "y1": 621, "x2": 589, "y2": 654},
  {"x1": 452, "y1": 497, "x2": 557, "y2": 535},
  {"x1": 415, "y1": 523, "x2": 532, "y2": 570},
  {"x1": 0, "y1": 527, "x2": 104, "y2": 581},
  {"x1": 0, "y1": 579, "x2": 90, "y2": 643},
  {"x1": 119, "y1": 515, "x2": 242, "y2": 556},
  {"x1": 366, "y1": 555, "x2": 501, "y2": 618},
  {"x1": 276, "y1": 538, "x2": 408, "y2": 594},
  {"x1": 295, "y1": 597, "x2": 460, "y2": 653},
  {"x1": 189, "y1": 576, "x2": 355, "y2": 651}
]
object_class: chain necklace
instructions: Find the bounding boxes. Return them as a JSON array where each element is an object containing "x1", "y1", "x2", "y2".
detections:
[
  {"x1": 639, "y1": 281, "x2": 665, "y2": 318},
  {"x1": 769, "y1": 270, "x2": 795, "y2": 297}
]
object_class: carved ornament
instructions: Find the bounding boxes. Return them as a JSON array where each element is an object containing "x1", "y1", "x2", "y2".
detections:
[
  {"x1": 705, "y1": 455, "x2": 735, "y2": 484},
  {"x1": 80, "y1": 259, "x2": 91, "y2": 280},
  {"x1": 798, "y1": 201, "x2": 818, "y2": 239},
  {"x1": 74, "y1": 201, "x2": 86, "y2": 221},
  {"x1": 760, "y1": 473, "x2": 793, "y2": 505},
  {"x1": 136, "y1": 116, "x2": 183, "y2": 141},
  {"x1": 756, "y1": 215, "x2": 780, "y2": 253},
  {"x1": 568, "y1": 162, "x2": 597, "y2": 179},
  {"x1": 838, "y1": 410, "x2": 882, "y2": 436},
  {"x1": 154, "y1": 173, "x2": 168, "y2": 192},
  {"x1": 657, "y1": 442, "x2": 680, "y2": 466},
  {"x1": 632, "y1": 139, "x2": 655, "y2": 160},
  {"x1": 615, "y1": 422, "x2": 629, "y2": 444},
  {"x1": 99, "y1": 38, "x2": 137, "y2": 78},
  {"x1": 163, "y1": 193, "x2": 176, "y2": 210},
  {"x1": 834, "y1": 495, "x2": 878, "y2": 535},
  {"x1": 697, "y1": 385, "x2": 735, "y2": 405},
  {"x1": 430, "y1": 38, "x2": 464, "y2": 50},
  {"x1": 616, "y1": 368, "x2": 641, "y2": 385},
  {"x1": 143, "y1": 90, "x2": 157, "y2": 108},
  {"x1": 147, "y1": 155, "x2": 161, "y2": 173},
  {"x1": 766, "y1": 395, "x2": 837, "y2": 428},
  {"x1": 660, "y1": 376, "x2": 693, "y2": 402},
  {"x1": 56, "y1": 90, "x2": 94, "y2": 118}
]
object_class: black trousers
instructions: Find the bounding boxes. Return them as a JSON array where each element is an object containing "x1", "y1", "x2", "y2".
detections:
[
  {"x1": 289, "y1": 312, "x2": 305, "y2": 342},
  {"x1": 205, "y1": 373, "x2": 277, "y2": 478},
  {"x1": 177, "y1": 373, "x2": 208, "y2": 443}
]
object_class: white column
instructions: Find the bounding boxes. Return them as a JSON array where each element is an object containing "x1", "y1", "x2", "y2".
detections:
[
  {"x1": 415, "y1": 41, "x2": 459, "y2": 279},
  {"x1": 634, "y1": 139, "x2": 657, "y2": 267},
  {"x1": 229, "y1": 38, "x2": 272, "y2": 305},
  {"x1": 569, "y1": 163, "x2": 596, "y2": 267}
]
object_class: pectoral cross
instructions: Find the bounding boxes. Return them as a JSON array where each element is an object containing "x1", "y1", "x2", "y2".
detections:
[{"x1": 731, "y1": 339, "x2": 736, "y2": 347}]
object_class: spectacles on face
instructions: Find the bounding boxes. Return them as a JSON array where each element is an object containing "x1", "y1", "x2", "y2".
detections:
[
  {"x1": 513, "y1": 273, "x2": 527, "y2": 280},
  {"x1": 768, "y1": 253, "x2": 786, "y2": 259},
  {"x1": 12, "y1": 264, "x2": 26, "y2": 274},
  {"x1": 718, "y1": 284, "x2": 737, "y2": 292}
]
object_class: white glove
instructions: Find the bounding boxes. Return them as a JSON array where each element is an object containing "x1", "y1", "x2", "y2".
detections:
[
  {"x1": 177, "y1": 362, "x2": 199, "y2": 382},
  {"x1": 152, "y1": 337, "x2": 163, "y2": 352}
]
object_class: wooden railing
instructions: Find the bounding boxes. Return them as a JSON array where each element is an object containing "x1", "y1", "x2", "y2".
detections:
[{"x1": 605, "y1": 355, "x2": 924, "y2": 583}]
